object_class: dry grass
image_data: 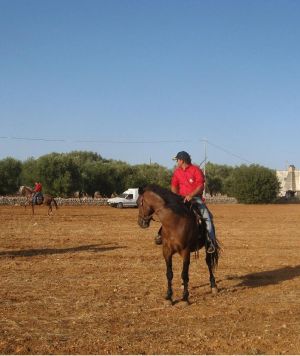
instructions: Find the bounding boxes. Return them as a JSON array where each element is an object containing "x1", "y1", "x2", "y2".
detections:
[{"x1": 0, "y1": 204, "x2": 299, "y2": 354}]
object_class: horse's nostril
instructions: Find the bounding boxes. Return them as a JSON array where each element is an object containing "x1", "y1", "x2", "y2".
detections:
[{"x1": 138, "y1": 219, "x2": 149, "y2": 229}]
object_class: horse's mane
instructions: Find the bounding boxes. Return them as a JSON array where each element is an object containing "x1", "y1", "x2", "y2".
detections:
[
  {"x1": 139, "y1": 184, "x2": 193, "y2": 217},
  {"x1": 19, "y1": 185, "x2": 33, "y2": 194}
]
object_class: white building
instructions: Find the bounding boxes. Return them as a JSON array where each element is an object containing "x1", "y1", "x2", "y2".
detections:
[{"x1": 276, "y1": 165, "x2": 300, "y2": 197}]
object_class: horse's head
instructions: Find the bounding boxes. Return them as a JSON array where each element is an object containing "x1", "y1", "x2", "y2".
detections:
[
  {"x1": 19, "y1": 185, "x2": 33, "y2": 197},
  {"x1": 18, "y1": 186, "x2": 25, "y2": 195},
  {"x1": 137, "y1": 188, "x2": 155, "y2": 228}
]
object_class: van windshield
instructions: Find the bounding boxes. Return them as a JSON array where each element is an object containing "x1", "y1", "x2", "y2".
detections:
[{"x1": 119, "y1": 193, "x2": 127, "y2": 198}]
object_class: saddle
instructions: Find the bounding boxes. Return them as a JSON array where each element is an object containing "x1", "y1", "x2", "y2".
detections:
[
  {"x1": 189, "y1": 201, "x2": 216, "y2": 254},
  {"x1": 185, "y1": 201, "x2": 207, "y2": 254},
  {"x1": 189, "y1": 201, "x2": 205, "y2": 227},
  {"x1": 33, "y1": 192, "x2": 44, "y2": 205}
]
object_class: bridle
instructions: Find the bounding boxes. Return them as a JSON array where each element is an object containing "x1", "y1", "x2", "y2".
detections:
[{"x1": 138, "y1": 195, "x2": 158, "y2": 224}]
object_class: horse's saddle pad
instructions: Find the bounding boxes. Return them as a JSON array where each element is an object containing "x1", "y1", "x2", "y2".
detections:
[{"x1": 33, "y1": 192, "x2": 43, "y2": 205}]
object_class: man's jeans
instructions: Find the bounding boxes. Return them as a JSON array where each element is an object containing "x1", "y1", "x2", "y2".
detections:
[{"x1": 193, "y1": 197, "x2": 216, "y2": 243}]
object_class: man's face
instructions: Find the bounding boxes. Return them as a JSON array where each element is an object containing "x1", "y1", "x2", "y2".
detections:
[{"x1": 176, "y1": 159, "x2": 184, "y2": 167}]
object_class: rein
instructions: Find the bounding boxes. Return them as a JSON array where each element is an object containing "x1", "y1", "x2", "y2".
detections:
[{"x1": 138, "y1": 196, "x2": 161, "y2": 224}]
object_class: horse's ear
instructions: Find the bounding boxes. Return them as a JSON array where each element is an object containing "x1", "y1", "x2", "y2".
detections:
[{"x1": 138, "y1": 186, "x2": 145, "y2": 195}]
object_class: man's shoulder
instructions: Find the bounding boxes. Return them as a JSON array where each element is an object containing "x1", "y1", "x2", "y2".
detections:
[
  {"x1": 189, "y1": 163, "x2": 203, "y2": 172},
  {"x1": 173, "y1": 167, "x2": 181, "y2": 176}
]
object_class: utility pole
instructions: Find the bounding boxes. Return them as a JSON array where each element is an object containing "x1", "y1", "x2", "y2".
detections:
[
  {"x1": 203, "y1": 138, "x2": 207, "y2": 197},
  {"x1": 203, "y1": 139, "x2": 207, "y2": 175}
]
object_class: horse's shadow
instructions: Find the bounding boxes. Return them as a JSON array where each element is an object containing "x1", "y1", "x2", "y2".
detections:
[
  {"x1": 227, "y1": 265, "x2": 300, "y2": 288},
  {"x1": 192, "y1": 265, "x2": 300, "y2": 292},
  {"x1": 0, "y1": 244, "x2": 126, "y2": 258}
]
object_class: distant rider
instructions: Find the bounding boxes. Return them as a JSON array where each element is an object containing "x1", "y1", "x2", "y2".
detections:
[{"x1": 32, "y1": 182, "x2": 43, "y2": 204}]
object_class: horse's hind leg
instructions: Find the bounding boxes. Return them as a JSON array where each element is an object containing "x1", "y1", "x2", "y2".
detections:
[
  {"x1": 181, "y1": 250, "x2": 190, "y2": 302},
  {"x1": 163, "y1": 248, "x2": 173, "y2": 302},
  {"x1": 205, "y1": 253, "x2": 218, "y2": 294}
]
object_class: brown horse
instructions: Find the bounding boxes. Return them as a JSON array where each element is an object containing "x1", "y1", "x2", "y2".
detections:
[
  {"x1": 19, "y1": 186, "x2": 58, "y2": 215},
  {"x1": 137, "y1": 184, "x2": 220, "y2": 304}
]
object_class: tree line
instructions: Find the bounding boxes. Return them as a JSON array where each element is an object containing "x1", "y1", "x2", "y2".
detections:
[{"x1": 0, "y1": 151, "x2": 280, "y2": 203}]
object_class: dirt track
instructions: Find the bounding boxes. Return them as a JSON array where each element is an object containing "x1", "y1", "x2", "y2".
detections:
[{"x1": 0, "y1": 204, "x2": 299, "y2": 354}]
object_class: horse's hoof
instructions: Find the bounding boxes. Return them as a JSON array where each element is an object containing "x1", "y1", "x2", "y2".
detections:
[
  {"x1": 211, "y1": 287, "x2": 218, "y2": 295},
  {"x1": 176, "y1": 300, "x2": 190, "y2": 308},
  {"x1": 164, "y1": 299, "x2": 173, "y2": 306}
]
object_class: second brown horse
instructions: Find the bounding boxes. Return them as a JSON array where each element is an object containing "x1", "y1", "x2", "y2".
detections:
[{"x1": 19, "y1": 185, "x2": 58, "y2": 215}]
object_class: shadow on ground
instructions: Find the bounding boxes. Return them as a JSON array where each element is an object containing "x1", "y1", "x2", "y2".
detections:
[
  {"x1": 0, "y1": 244, "x2": 126, "y2": 258},
  {"x1": 227, "y1": 265, "x2": 300, "y2": 288}
]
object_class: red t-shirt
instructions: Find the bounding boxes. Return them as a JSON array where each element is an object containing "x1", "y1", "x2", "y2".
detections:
[
  {"x1": 171, "y1": 164, "x2": 205, "y2": 197},
  {"x1": 34, "y1": 183, "x2": 42, "y2": 192}
]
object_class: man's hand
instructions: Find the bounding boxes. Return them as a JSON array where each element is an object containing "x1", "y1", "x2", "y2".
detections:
[{"x1": 184, "y1": 194, "x2": 193, "y2": 202}]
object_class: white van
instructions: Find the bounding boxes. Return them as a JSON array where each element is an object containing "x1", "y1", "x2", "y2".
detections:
[{"x1": 107, "y1": 188, "x2": 139, "y2": 208}]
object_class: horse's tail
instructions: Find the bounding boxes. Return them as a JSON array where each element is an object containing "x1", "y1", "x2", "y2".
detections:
[
  {"x1": 209, "y1": 237, "x2": 222, "y2": 271},
  {"x1": 52, "y1": 198, "x2": 58, "y2": 210}
]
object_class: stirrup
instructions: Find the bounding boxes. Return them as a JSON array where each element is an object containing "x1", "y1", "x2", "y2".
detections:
[
  {"x1": 206, "y1": 240, "x2": 215, "y2": 254},
  {"x1": 206, "y1": 244, "x2": 215, "y2": 254}
]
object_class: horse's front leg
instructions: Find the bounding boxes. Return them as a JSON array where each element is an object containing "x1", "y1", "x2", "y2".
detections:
[
  {"x1": 205, "y1": 253, "x2": 218, "y2": 294},
  {"x1": 24, "y1": 197, "x2": 30, "y2": 211},
  {"x1": 163, "y1": 247, "x2": 173, "y2": 302},
  {"x1": 181, "y1": 249, "x2": 190, "y2": 302}
]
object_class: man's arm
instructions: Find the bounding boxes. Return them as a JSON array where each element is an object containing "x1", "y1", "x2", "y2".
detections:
[
  {"x1": 171, "y1": 169, "x2": 179, "y2": 194},
  {"x1": 184, "y1": 185, "x2": 204, "y2": 202},
  {"x1": 171, "y1": 185, "x2": 179, "y2": 194},
  {"x1": 184, "y1": 166, "x2": 205, "y2": 202}
]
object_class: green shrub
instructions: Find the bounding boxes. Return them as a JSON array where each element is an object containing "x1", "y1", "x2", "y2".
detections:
[
  {"x1": 0, "y1": 157, "x2": 22, "y2": 195},
  {"x1": 230, "y1": 164, "x2": 280, "y2": 203}
]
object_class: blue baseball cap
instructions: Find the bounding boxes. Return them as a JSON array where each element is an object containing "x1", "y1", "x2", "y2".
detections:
[{"x1": 172, "y1": 151, "x2": 191, "y2": 162}]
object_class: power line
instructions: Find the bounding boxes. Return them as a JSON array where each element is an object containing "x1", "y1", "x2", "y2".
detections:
[
  {"x1": 0, "y1": 136, "x2": 190, "y2": 144},
  {"x1": 200, "y1": 139, "x2": 252, "y2": 164},
  {"x1": 1, "y1": 135, "x2": 252, "y2": 164},
  {"x1": 12, "y1": 136, "x2": 65, "y2": 142},
  {"x1": 74, "y1": 139, "x2": 190, "y2": 144}
]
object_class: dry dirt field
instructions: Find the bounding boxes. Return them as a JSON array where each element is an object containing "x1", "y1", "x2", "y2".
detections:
[{"x1": 0, "y1": 204, "x2": 299, "y2": 355}]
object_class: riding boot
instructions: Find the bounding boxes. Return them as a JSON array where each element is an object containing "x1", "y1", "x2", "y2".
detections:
[{"x1": 154, "y1": 234, "x2": 162, "y2": 245}]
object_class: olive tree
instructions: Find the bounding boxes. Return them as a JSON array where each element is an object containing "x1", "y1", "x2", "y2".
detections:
[
  {"x1": 230, "y1": 164, "x2": 280, "y2": 203},
  {"x1": 0, "y1": 157, "x2": 22, "y2": 195}
]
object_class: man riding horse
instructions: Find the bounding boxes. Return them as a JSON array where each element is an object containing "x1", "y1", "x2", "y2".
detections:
[
  {"x1": 32, "y1": 182, "x2": 43, "y2": 205},
  {"x1": 155, "y1": 151, "x2": 216, "y2": 254}
]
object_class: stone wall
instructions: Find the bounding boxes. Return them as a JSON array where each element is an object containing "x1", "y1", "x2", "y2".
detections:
[
  {"x1": 0, "y1": 197, "x2": 108, "y2": 206},
  {"x1": 205, "y1": 196, "x2": 237, "y2": 204},
  {"x1": 0, "y1": 195, "x2": 237, "y2": 206}
]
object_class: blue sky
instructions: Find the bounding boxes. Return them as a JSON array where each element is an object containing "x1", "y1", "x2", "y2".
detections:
[{"x1": 1, "y1": 0, "x2": 299, "y2": 169}]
